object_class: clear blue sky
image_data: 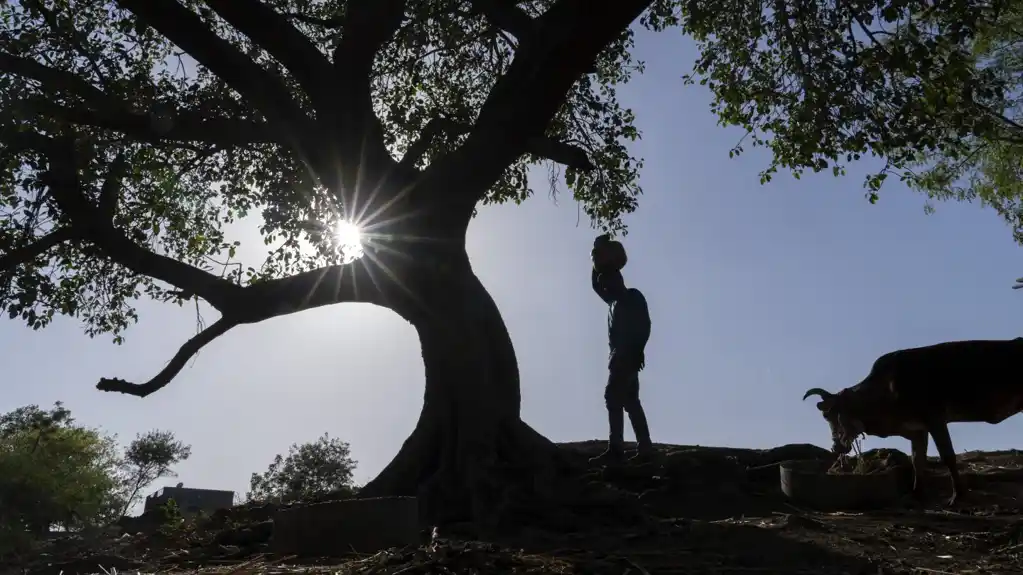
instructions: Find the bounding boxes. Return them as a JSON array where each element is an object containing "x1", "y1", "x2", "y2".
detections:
[{"x1": 3, "y1": 27, "x2": 1022, "y2": 501}]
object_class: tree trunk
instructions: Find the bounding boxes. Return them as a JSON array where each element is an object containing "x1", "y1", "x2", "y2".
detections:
[{"x1": 359, "y1": 260, "x2": 567, "y2": 528}]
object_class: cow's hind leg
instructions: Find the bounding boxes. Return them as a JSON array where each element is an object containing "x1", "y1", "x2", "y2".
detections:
[
  {"x1": 907, "y1": 431, "x2": 929, "y2": 498},
  {"x1": 927, "y1": 422, "x2": 963, "y2": 506}
]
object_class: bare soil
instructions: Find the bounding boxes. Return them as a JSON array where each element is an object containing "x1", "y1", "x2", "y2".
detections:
[{"x1": 13, "y1": 441, "x2": 1023, "y2": 574}]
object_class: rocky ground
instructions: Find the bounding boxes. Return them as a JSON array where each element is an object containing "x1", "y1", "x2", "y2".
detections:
[{"x1": 12, "y1": 441, "x2": 1023, "y2": 575}]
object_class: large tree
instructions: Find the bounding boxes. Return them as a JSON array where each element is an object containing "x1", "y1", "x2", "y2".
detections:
[
  {"x1": 0, "y1": 0, "x2": 654, "y2": 526},
  {"x1": 0, "y1": 0, "x2": 1004, "y2": 524}
]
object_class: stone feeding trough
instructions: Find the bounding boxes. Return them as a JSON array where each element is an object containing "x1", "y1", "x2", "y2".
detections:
[{"x1": 780, "y1": 459, "x2": 902, "y2": 510}]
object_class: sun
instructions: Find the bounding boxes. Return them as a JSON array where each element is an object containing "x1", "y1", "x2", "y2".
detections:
[
  {"x1": 334, "y1": 219, "x2": 365, "y2": 262},
  {"x1": 336, "y1": 220, "x2": 362, "y2": 247}
]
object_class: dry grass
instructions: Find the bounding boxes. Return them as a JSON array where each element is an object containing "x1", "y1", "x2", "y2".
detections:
[
  {"x1": 827, "y1": 441, "x2": 901, "y2": 475},
  {"x1": 77, "y1": 542, "x2": 583, "y2": 575}
]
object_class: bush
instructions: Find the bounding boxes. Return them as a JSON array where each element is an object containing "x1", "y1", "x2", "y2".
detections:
[{"x1": 248, "y1": 433, "x2": 358, "y2": 503}]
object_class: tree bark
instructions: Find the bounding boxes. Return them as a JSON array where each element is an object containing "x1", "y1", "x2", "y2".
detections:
[{"x1": 359, "y1": 259, "x2": 565, "y2": 527}]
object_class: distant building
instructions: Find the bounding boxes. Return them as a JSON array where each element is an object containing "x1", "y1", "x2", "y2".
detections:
[{"x1": 143, "y1": 483, "x2": 235, "y2": 515}]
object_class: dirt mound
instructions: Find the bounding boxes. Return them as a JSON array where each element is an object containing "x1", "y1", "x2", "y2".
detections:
[{"x1": 11, "y1": 442, "x2": 1023, "y2": 575}]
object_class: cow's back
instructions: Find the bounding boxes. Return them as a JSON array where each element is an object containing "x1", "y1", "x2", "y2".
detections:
[{"x1": 884, "y1": 339, "x2": 1023, "y2": 422}]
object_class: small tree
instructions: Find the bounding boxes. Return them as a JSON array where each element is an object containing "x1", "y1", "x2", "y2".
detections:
[
  {"x1": 247, "y1": 434, "x2": 357, "y2": 503},
  {"x1": 117, "y1": 430, "x2": 191, "y2": 517},
  {"x1": 0, "y1": 403, "x2": 122, "y2": 541}
]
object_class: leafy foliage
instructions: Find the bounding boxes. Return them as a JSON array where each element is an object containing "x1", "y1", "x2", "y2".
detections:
[
  {"x1": 648, "y1": 0, "x2": 1012, "y2": 205},
  {"x1": 900, "y1": 3, "x2": 1023, "y2": 242},
  {"x1": 247, "y1": 433, "x2": 358, "y2": 502},
  {"x1": 0, "y1": 0, "x2": 646, "y2": 342},
  {"x1": 0, "y1": 2, "x2": 234, "y2": 340},
  {"x1": 0, "y1": 403, "x2": 122, "y2": 553},
  {"x1": 117, "y1": 429, "x2": 192, "y2": 516},
  {"x1": 1, "y1": 0, "x2": 1017, "y2": 355}
]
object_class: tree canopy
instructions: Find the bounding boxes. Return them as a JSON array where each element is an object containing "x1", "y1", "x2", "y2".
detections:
[
  {"x1": 0, "y1": 0, "x2": 666, "y2": 398},
  {"x1": 118, "y1": 430, "x2": 192, "y2": 516},
  {"x1": 0, "y1": 0, "x2": 1012, "y2": 385},
  {"x1": 896, "y1": 2, "x2": 1023, "y2": 242},
  {"x1": 676, "y1": 0, "x2": 1014, "y2": 198},
  {"x1": 247, "y1": 433, "x2": 358, "y2": 502},
  {"x1": 0, "y1": 403, "x2": 122, "y2": 545}
]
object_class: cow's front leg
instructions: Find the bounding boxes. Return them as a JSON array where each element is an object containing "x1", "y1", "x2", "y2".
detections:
[
  {"x1": 927, "y1": 422, "x2": 963, "y2": 506},
  {"x1": 907, "y1": 430, "x2": 929, "y2": 498}
]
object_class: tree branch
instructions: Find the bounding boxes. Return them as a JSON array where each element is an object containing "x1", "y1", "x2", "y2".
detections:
[
  {"x1": 204, "y1": 0, "x2": 336, "y2": 110},
  {"x1": 3, "y1": 133, "x2": 423, "y2": 399},
  {"x1": 328, "y1": 0, "x2": 408, "y2": 196},
  {"x1": 399, "y1": 116, "x2": 594, "y2": 171},
  {"x1": 22, "y1": 99, "x2": 274, "y2": 146},
  {"x1": 96, "y1": 317, "x2": 238, "y2": 398},
  {"x1": 470, "y1": 0, "x2": 536, "y2": 41},
  {"x1": 283, "y1": 12, "x2": 344, "y2": 28},
  {"x1": 0, "y1": 51, "x2": 275, "y2": 146},
  {"x1": 0, "y1": 51, "x2": 111, "y2": 108},
  {"x1": 113, "y1": 0, "x2": 314, "y2": 141},
  {"x1": 97, "y1": 252, "x2": 427, "y2": 397},
  {"x1": 331, "y1": 0, "x2": 407, "y2": 80},
  {"x1": 23, "y1": 0, "x2": 111, "y2": 90},
  {"x1": 0, "y1": 228, "x2": 76, "y2": 272},
  {"x1": 230, "y1": 256, "x2": 421, "y2": 325},
  {"x1": 98, "y1": 152, "x2": 127, "y2": 222},
  {"x1": 28, "y1": 133, "x2": 244, "y2": 311},
  {"x1": 422, "y1": 0, "x2": 653, "y2": 209},
  {"x1": 399, "y1": 117, "x2": 456, "y2": 170},
  {"x1": 528, "y1": 136, "x2": 595, "y2": 170}
]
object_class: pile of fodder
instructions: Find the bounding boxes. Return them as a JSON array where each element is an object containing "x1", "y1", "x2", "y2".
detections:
[{"x1": 828, "y1": 447, "x2": 911, "y2": 475}]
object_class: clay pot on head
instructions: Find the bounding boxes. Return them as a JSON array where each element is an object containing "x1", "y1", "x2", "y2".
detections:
[{"x1": 591, "y1": 235, "x2": 627, "y2": 272}]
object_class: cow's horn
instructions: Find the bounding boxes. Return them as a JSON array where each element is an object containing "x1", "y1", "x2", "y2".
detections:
[{"x1": 802, "y1": 388, "x2": 833, "y2": 401}]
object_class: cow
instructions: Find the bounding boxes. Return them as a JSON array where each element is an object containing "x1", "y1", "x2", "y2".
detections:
[{"x1": 803, "y1": 338, "x2": 1023, "y2": 506}]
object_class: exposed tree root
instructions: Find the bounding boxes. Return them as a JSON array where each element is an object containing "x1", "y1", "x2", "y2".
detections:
[
  {"x1": 359, "y1": 266, "x2": 583, "y2": 530},
  {"x1": 360, "y1": 413, "x2": 579, "y2": 531}
]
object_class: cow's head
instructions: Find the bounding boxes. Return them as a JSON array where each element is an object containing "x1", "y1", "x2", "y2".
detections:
[{"x1": 803, "y1": 387, "x2": 865, "y2": 455}]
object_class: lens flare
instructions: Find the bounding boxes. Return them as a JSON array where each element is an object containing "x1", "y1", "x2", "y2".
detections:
[{"x1": 335, "y1": 220, "x2": 364, "y2": 262}]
